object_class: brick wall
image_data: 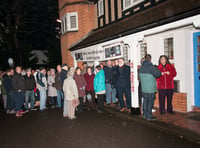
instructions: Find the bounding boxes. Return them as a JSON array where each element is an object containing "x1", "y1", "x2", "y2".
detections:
[
  {"x1": 154, "y1": 92, "x2": 187, "y2": 113},
  {"x1": 59, "y1": 1, "x2": 95, "y2": 67}
]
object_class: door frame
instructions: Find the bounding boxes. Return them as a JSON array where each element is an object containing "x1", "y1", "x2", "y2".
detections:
[{"x1": 193, "y1": 32, "x2": 200, "y2": 107}]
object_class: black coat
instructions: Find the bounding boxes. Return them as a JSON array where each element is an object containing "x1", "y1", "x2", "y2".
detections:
[
  {"x1": 60, "y1": 69, "x2": 68, "y2": 89},
  {"x1": 24, "y1": 75, "x2": 36, "y2": 90},
  {"x1": 104, "y1": 66, "x2": 114, "y2": 84},
  {"x1": 55, "y1": 72, "x2": 61, "y2": 90},
  {"x1": 12, "y1": 73, "x2": 25, "y2": 91},
  {"x1": 3, "y1": 75, "x2": 13, "y2": 93},
  {"x1": 115, "y1": 65, "x2": 131, "y2": 88}
]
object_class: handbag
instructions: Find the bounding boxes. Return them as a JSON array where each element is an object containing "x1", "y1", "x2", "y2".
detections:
[{"x1": 72, "y1": 99, "x2": 80, "y2": 107}]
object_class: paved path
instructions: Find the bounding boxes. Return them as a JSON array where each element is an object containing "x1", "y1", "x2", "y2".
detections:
[{"x1": 0, "y1": 108, "x2": 199, "y2": 148}]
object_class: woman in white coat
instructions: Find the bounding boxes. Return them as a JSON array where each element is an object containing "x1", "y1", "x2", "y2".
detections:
[
  {"x1": 48, "y1": 69, "x2": 57, "y2": 108},
  {"x1": 63, "y1": 68, "x2": 79, "y2": 120}
]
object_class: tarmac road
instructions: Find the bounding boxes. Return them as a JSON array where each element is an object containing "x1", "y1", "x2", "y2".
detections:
[{"x1": 0, "y1": 108, "x2": 199, "y2": 148}]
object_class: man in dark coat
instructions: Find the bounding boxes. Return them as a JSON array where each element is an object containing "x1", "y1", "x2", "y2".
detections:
[
  {"x1": 24, "y1": 68, "x2": 37, "y2": 111},
  {"x1": 3, "y1": 70, "x2": 15, "y2": 114},
  {"x1": 12, "y1": 66, "x2": 25, "y2": 117},
  {"x1": 60, "y1": 64, "x2": 68, "y2": 90},
  {"x1": 104, "y1": 60, "x2": 117, "y2": 105},
  {"x1": 115, "y1": 58, "x2": 131, "y2": 112},
  {"x1": 55, "y1": 65, "x2": 62, "y2": 108}
]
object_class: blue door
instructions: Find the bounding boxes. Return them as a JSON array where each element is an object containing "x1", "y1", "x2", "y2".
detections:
[{"x1": 193, "y1": 32, "x2": 200, "y2": 107}]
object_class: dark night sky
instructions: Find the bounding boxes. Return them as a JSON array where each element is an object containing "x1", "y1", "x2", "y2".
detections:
[{"x1": 0, "y1": 0, "x2": 61, "y2": 70}]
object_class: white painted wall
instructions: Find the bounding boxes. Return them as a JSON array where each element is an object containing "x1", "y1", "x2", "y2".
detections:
[{"x1": 71, "y1": 14, "x2": 200, "y2": 111}]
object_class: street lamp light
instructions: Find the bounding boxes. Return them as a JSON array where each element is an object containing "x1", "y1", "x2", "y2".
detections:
[{"x1": 56, "y1": 19, "x2": 61, "y2": 23}]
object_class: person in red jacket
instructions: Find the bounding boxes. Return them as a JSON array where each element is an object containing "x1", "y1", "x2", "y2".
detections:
[
  {"x1": 157, "y1": 55, "x2": 177, "y2": 115},
  {"x1": 84, "y1": 67, "x2": 97, "y2": 110},
  {"x1": 74, "y1": 67, "x2": 86, "y2": 112}
]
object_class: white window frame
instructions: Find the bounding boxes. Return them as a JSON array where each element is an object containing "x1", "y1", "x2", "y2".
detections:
[
  {"x1": 61, "y1": 12, "x2": 78, "y2": 34},
  {"x1": 164, "y1": 36, "x2": 174, "y2": 62},
  {"x1": 123, "y1": 0, "x2": 145, "y2": 11},
  {"x1": 98, "y1": 0, "x2": 104, "y2": 17}
]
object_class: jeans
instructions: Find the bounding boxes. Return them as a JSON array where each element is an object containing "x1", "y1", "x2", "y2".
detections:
[
  {"x1": 15, "y1": 91, "x2": 25, "y2": 111},
  {"x1": 116, "y1": 87, "x2": 131, "y2": 109},
  {"x1": 39, "y1": 89, "x2": 47, "y2": 110},
  {"x1": 25, "y1": 90, "x2": 35, "y2": 109},
  {"x1": 142, "y1": 93, "x2": 155, "y2": 119},
  {"x1": 7, "y1": 91, "x2": 15, "y2": 111},
  {"x1": 106, "y1": 83, "x2": 117, "y2": 104},
  {"x1": 158, "y1": 89, "x2": 174, "y2": 114},
  {"x1": 57, "y1": 90, "x2": 63, "y2": 108}
]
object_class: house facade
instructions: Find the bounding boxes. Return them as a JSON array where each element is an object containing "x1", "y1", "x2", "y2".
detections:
[{"x1": 58, "y1": 0, "x2": 200, "y2": 113}]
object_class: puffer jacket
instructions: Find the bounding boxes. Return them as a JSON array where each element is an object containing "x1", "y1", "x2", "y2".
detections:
[
  {"x1": 139, "y1": 60, "x2": 161, "y2": 93},
  {"x1": 157, "y1": 64, "x2": 177, "y2": 89},
  {"x1": 94, "y1": 69, "x2": 105, "y2": 94}
]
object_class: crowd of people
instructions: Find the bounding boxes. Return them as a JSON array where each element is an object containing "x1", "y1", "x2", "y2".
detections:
[{"x1": 0, "y1": 55, "x2": 176, "y2": 121}]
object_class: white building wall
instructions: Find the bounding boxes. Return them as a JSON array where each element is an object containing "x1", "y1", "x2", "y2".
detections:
[{"x1": 72, "y1": 14, "x2": 200, "y2": 112}]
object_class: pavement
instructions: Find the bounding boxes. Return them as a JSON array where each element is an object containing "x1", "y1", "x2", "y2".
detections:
[
  {"x1": 105, "y1": 104, "x2": 200, "y2": 145},
  {"x1": 0, "y1": 104, "x2": 200, "y2": 148}
]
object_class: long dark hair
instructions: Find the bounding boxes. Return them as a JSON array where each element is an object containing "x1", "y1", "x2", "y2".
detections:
[{"x1": 158, "y1": 55, "x2": 171, "y2": 65}]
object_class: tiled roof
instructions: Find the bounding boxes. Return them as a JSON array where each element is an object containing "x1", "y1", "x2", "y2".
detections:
[{"x1": 69, "y1": 0, "x2": 200, "y2": 51}]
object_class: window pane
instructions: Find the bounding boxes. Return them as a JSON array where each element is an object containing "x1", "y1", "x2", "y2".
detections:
[
  {"x1": 133, "y1": 0, "x2": 139, "y2": 3},
  {"x1": 198, "y1": 55, "x2": 200, "y2": 63},
  {"x1": 164, "y1": 38, "x2": 174, "y2": 59},
  {"x1": 125, "y1": 0, "x2": 131, "y2": 7},
  {"x1": 198, "y1": 36, "x2": 200, "y2": 44},
  {"x1": 198, "y1": 46, "x2": 200, "y2": 54},
  {"x1": 70, "y1": 16, "x2": 77, "y2": 28},
  {"x1": 140, "y1": 43, "x2": 147, "y2": 58},
  {"x1": 98, "y1": 0, "x2": 104, "y2": 16},
  {"x1": 198, "y1": 64, "x2": 200, "y2": 72}
]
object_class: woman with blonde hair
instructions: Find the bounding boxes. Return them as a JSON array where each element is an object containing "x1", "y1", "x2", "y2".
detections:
[
  {"x1": 47, "y1": 68, "x2": 57, "y2": 108},
  {"x1": 63, "y1": 68, "x2": 79, "y2": 119}
]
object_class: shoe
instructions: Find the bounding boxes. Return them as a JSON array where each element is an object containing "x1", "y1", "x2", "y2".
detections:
[
  {"x1": 31, "y1": 108, "x2": 37, "y2": 111},
  {"x1": 63, "y1": 115, "x2": 68, "y2": 118},
  {"x1": 16, "y1": 111, "x2": 22, "y2": 117},
  {"x1": 97, "y1": 110, "x2": 103, "y2": 114},
  {"x1": 168, "y1": 111, "x2": 175, "y2": 114},
  {"x1": 69, "y1": 116, "x2": 77, "y2": 120},
  {"x1": 120, "y1": 108, "x2": 126, "y2": 112},
  {"x1": 160, "y1": 112, "x2": 165, "y2": 115},
  {"x1": 152, "y1": 109, "x2": 156, "y2": 112},
  {"x1": 107, "y1": 103, "x2": 110, "y2": 106},
  {"x1": 51, "y1": 106, "x2": 55, "y2": 109},
  {"x1": 25, "y1": 110, "x2": 29, "y2": 113},
  {"x1": 6, "y1": 110, "x2": 10, "y2": 114},
  {"x1": 10, "y1": 110, "x2": 16, "y2": 114},
  {"x1": 20, "y1": 110, "x2": 26, "y2": 114},
  {"x1": 147, "y1": 116, "x2": 157, "y2": 121}
]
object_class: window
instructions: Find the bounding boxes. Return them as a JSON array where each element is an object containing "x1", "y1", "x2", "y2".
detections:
[
  {"x1": 123, "y1": 0, "x2": 144, "y2": 10},
  {"x1": 61, "y1": 12, "x2": 78, "y2": 34},
  {"x1": 140, "y1": 42, "x2": 147, "y2": 58},
  {"x1": 164, "y1": 38, "x2": 174, "y2": 60},
  {"x1": 98, "y1": 0, "x2": 104, "y2": 17}
]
